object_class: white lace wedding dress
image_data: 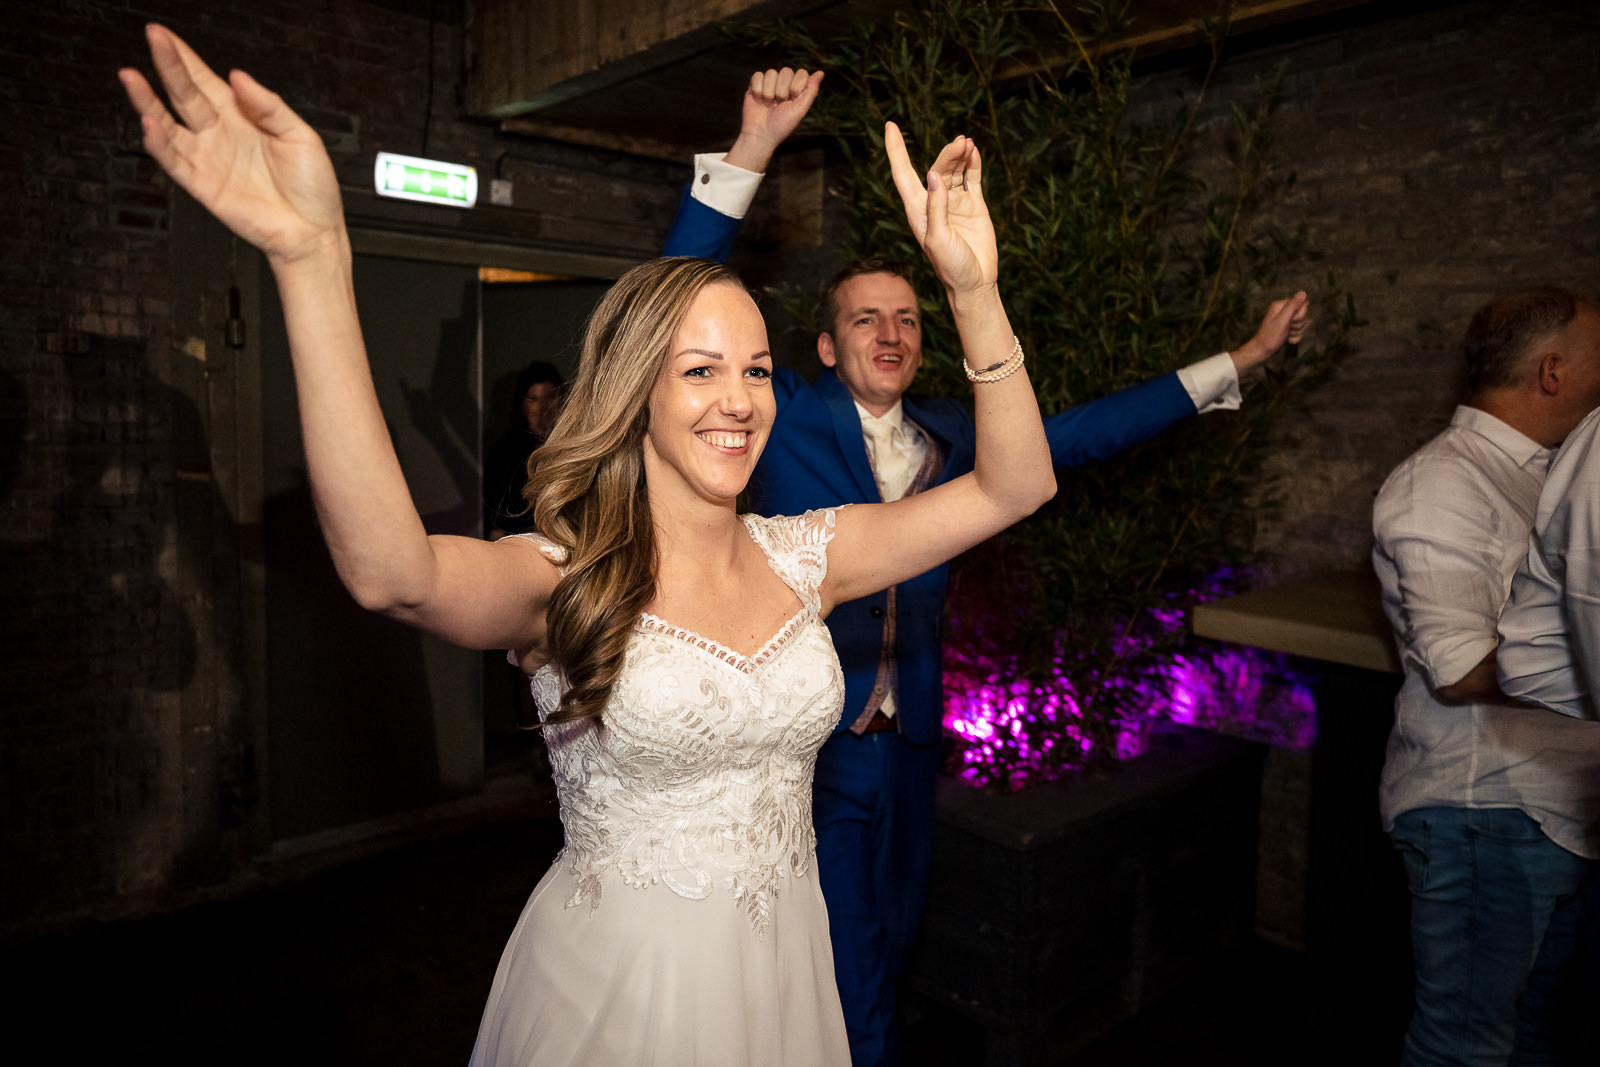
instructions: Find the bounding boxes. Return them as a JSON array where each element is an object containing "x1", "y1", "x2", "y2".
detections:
[{"x1": 469, "y1": 511, "x2": 851, "y2": 1066}]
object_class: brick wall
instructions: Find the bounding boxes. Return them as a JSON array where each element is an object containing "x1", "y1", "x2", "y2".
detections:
[
  {"x1": 1133, "y1": 0, "x2": 1599, "y2": 576},
  {"x1": 0, "y1": 0, "x2": 683, "y2": 933}
]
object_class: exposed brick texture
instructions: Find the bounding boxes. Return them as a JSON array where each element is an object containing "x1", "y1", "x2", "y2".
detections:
[
  {"x1": 0, "y1": 0, "x2": 681, "y2": 933},
  {"x1": 1134, "y1": 0, "x2": 1600, "y2": 576}
]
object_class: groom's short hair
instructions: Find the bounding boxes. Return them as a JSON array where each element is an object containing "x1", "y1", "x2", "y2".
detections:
[{"x1": 821, "y1": 258, "x2": 916, "y2": 336}]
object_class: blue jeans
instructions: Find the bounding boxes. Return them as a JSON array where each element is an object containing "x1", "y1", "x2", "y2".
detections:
[{"x1": 1390, "y1": 806, "x2": 1597, "y2": 1067}]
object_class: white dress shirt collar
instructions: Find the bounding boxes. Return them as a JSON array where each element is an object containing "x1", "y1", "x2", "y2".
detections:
[
  {"x1": 1450, "y1": 404, "x2": 1550, "y2": 473},
  {"x1": 855, "y1": 398, "x2": 908, "y2": 438},
  {"x1": 855, "y1": 399, "x2": 925, "y2": 505}
]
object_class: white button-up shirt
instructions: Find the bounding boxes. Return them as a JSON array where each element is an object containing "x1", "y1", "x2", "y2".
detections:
[
  {"x1": 1374, "y1": 404, "x2": 1600, "y2": 859},
  {"x1": 1500, "y1": 405, "x2": 1600, "y2": 720},
  {"x1": 856, "y1": 399, "x2": 925, "y2": 504},
  {"x1": 855, "y1": 399, "x2": 927, "y2": 721}
]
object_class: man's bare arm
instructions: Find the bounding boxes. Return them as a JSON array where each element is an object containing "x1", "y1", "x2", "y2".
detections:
[{"x1": 1436, "y1": 650, "x2": 1513, "y2": 705}]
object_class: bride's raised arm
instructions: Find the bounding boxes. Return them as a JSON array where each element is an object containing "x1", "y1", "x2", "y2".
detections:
[
  {"x1": 120, "y1": 25, "x2": 557, "y2": 650},
  {"x1": 821, "y1": 124, "x2": 1056, "y2": 611}
]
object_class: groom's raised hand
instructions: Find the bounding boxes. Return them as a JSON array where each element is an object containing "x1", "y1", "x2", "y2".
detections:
[{"x1": 723, "y1": 67, "x2": 824, "y2": 174}]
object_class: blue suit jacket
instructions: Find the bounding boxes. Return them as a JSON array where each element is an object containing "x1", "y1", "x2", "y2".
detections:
[
  {"x1": 664, "y1": 187, "x2": 742, "y2": 262},
  {"x1": 664, "y1": 187, "x2": 1197, "y2": 744}
]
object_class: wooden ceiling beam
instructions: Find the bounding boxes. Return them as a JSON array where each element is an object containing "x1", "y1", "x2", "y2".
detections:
[
  {"x1": 473, "y1": 0, "x2": 1381, "y2": 150},
  {"x1": 496, "y1": 117, "x2": 685, "y2": 162},
  {"x1": 465, "y1": 0, "x2": 835, "y2": 120},
  {"x1": 999, "y1": 0, "x2": 1376, "y2": 80}
]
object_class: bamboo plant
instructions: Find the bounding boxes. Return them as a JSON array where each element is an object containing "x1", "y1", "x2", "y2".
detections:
[{"x1": 758, "y1": 0, "x2": 1358, "y2": 789}]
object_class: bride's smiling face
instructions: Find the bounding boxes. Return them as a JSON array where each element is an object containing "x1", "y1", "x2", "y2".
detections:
[{"x1": 643, "y1": 282, "x2": 775, "y2": 506}]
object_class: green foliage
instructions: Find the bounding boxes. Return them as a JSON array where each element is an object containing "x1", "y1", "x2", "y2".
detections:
[{"x1": 758, "y1": 0, "x2": 1357, "y2": 781}]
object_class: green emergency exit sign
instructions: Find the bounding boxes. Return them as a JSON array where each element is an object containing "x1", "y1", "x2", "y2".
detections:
[{"x1": 373, "y1": 152, "x2": 478, "y2": 209}]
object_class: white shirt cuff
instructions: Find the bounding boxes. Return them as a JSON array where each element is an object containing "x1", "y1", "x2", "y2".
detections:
[
  {"x1": 1177, "y1": 351, "x2": 1241, "y2": 413},
  {"x1": 689, "y1": 153, "x2": 765, "y2": 220}
]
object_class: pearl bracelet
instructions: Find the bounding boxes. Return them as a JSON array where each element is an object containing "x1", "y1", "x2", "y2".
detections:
[{"x1": 963, "y1": 336, "x2": 1025, "y2": 383}]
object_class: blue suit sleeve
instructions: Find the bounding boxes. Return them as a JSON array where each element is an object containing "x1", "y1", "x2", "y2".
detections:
[
  {"x1": 662, "y1": 186, "x2": 743, "y2": 263},
  {"x1": 1043, "y1": 372, "x2": 1198, "y2": 468}
]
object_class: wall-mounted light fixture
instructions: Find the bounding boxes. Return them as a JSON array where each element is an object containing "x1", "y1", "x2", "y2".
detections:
[{"x1": 373, "y1": 152, "x2": 477, "y2": 209}]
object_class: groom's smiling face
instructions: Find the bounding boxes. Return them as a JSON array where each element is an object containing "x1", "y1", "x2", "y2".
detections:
[{"x1": 818, "y1": 272, "x2": 924, "y2": 418}]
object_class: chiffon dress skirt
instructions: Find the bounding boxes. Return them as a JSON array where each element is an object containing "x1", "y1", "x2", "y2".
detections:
[
  {"x1": 471, "y1": 852, "x2": 844, "y2": 1065},
  {"x1": 469, "y1": 511, "x2": 851, "y2": 1066}
]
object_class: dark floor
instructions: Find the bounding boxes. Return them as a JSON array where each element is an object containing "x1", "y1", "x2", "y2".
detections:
[{"x1": 7, "y1": 814, "x2": 1406, "y2": 1066}]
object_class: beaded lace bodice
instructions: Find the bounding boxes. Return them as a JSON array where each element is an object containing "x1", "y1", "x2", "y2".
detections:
[{"x1": 524, "y1": 510, "x2": 844, "y2": 936}]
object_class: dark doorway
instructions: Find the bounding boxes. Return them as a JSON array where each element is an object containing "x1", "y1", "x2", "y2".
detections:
[
  {"x1": 259, "y1": 255, "x2": 485, "y2": 842},
  {"x1": 478, "y1": 276, "x2": 611, "y2": 766}
]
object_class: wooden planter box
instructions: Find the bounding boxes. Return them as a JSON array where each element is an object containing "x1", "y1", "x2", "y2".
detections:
[{"x1": 908, "y1": 727, "x2": 1264, "y2": 1065}]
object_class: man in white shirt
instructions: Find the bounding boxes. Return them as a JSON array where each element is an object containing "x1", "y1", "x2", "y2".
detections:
[
  {"x1": 1499, "y1": 297, "x2": 1600, "y2": 719},
  {"x1": 1497, "y1": 295, "x2": 1600, "y2": 1063},
  {"x1": 1374, "y1": 288, "x2": 1600, "y2": 1066}
]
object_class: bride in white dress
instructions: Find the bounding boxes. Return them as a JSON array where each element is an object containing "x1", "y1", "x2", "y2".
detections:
[{"x1": 121, "y1": 25, "x2": 1056, "y2": 1065}]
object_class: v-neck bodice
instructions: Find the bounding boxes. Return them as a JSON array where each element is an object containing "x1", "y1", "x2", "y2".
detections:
[
  {"x1": 633, "y1": 510, "x2": 815, "y2": 673},
  {"x1": 635, "y1": 604, "x2": 811, "y2": 675},
  {"x1": 525, "y1": 509, "x2": 845, "y2": 935}
]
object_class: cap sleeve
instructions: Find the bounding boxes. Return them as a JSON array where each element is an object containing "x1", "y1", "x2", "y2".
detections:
[
  {"x1": 741, "y1": 508, "x2": 842, "y2": 610},
  {"x1": 500, "y1": 533, "x2": 567, "y2": 675},
  {"x1": 502, "y1": 531, "x2": 569, "y2": 571}
]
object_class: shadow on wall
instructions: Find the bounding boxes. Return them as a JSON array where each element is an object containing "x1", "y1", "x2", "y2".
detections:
[
  {"x1": 0, "y1": 332, "x2": 209, "y2": 924},
  {"x1": 260, "y1": 265, "x2": 484, "y2": 841},
  {"x1": 399, "y1": 289, "x2": 482, "y2": 539},
  {"x1": 261, "y1": 479, "x2": 442, "y2": 836}
]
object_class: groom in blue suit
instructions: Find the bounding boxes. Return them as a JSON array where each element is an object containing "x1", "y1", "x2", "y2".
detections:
[{"x1": 665, "y1": 68, "x2": 1307, "y2": 1066}]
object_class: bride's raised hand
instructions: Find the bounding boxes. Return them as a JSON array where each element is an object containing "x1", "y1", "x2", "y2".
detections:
[
  {"x1": 118, "y1": 24, "x2": 344, "y2": 267},
  {"x1": 884, "y1": 122, "x2": 997, "y2": 297}
]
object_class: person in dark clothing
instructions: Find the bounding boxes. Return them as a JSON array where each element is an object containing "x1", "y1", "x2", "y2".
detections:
[{"x1": 485, "y1": 362, "x2": 564, "y2": 539}]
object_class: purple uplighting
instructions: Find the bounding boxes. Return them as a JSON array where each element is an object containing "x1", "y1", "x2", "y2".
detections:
[{"x1": 941, "y1": 581, "x2": 1317, "y2": 792}]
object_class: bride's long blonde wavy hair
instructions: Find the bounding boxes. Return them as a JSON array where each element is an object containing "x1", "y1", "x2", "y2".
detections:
[{"x1": 524, "y1": 256, "x2": 742, "y2": 725}]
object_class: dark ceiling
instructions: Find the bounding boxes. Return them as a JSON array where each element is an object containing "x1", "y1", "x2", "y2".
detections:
[{"x1": 496, "y1": 0, "x2": 1376, "y2": 159}]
